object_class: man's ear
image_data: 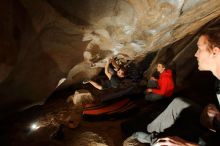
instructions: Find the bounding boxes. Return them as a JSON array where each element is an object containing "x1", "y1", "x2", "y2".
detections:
[{"x1": 213, "y1": 47, "x2": 220, "y2": 55}]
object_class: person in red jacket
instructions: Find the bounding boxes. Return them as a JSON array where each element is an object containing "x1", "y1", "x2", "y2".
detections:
[{"x1": 145, "y1": 62, "x2": 174, "y2": 101}]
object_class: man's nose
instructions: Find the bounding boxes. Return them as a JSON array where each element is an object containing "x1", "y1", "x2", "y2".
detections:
[{"x1": 194, "y1": 50, "x2": 198, "y2": 57}]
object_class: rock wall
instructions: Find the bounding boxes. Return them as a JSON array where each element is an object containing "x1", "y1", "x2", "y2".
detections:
[{"x1": 0, "y1": 0, "x2": 220, "y2": 116}]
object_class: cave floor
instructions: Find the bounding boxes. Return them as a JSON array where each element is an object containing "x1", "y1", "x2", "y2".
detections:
[
  {"x1": 0, "y1": 87, "x2": 164, "y2": 146},
  {"x1": 0, "y1": 91, "x2": 133, "y2": 146},
  {"x1": 0, "y1": 84, "x2": 219, "y2": 146}
]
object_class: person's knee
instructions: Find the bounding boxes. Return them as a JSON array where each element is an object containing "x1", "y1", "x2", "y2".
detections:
[
  {"x1": 145, "y1": 94, "x2": 163, "y2": 101},
  {"x1": 170, "y1": 97, "x2": 192, "y2": 110},
  {"x1": 172, "y1": 97, "x2": 186, "y2": 104}
]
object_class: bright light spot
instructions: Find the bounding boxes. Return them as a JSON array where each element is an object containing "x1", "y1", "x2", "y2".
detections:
[{"x1": 30, "y1": 123, "x2": 40, "y2": 131}]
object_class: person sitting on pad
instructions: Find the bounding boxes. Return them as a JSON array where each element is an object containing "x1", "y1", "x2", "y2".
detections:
[{"x1": 145, "y1": 62, "x2": 175, "y2": 101}]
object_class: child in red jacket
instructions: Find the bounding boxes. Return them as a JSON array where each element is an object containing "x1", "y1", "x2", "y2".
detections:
[{"x1": 145, "y1": 62, "x2": 174, "y2": 101}]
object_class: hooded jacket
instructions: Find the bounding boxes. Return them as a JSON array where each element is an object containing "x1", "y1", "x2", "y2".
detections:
[{"x1": 151, "y1": 69, "x2": 174, "y2": 97}]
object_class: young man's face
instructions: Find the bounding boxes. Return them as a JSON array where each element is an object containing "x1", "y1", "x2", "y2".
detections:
[
  {"x1": 157, "y1": 64, "x2": 165, "y2": 73},
  {"x1": 117, "y1": 69, "x2": 125, "y2": 78},
  {"x1": 195, "y1": 35, "x2": 213, "y2": 71}
]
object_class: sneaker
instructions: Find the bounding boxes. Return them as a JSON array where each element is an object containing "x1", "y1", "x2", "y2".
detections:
[{"x1": 132, "y1": 132, "x2": 158, "y2": 144}]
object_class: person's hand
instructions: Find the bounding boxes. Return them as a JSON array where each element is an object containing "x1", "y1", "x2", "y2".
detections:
[
  {"x1": 200, "y1": 104, "x2": 219, "y2": 131},
  {"x1": 147, "y1": 88, "x2": 152, "y2": 93},
  {"x1": 150, "y1": 76, "x2": 157, "y2": 81},
  {"x1": 153, "y1": 136, "x2": 198, "y2": 146},
  {"x1": 109, "y1": 57, "x2": 114, "y2": 63},
  {"x1": 107, "y1": 56, "x2": 114, "y2": 63}
]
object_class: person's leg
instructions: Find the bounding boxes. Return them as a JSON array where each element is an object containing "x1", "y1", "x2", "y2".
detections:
[
  {"x1": 126, "y1": 97, "x2": 201, "y2": 145},
  {"x1": 160, "y1": 105, "x2": 203, "y2": 144},
  {"x1": 145, "y1": 93, "x2": 164, "y2": 101},
  {"x1": 145, "y1": 79, "x2": 163, "y2": 101},
  {"x1": 147, "y1": 79, "x2": 158, "y2": 88},
  {"x1": 86, "y1": 80, "x2": 103, "y2": 90},
  {"x1": 108, "y1": 65, "x2": 116, "y2": 75},
  {"x1": 147, "y1": 97, "x2": 195, "y2": 133}
]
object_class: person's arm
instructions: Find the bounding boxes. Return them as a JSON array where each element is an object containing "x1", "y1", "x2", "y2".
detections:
[
  {"x1": 111, "y1": 58, "x2": 120, "y2": 71},
  {"x1": 153, "y1": 136, "x2": 199, "y2": 146},
  {"x1": 151, "y1": 77, "x2": 168, "y2": 96},
  {"x1": 87, "y1": 80, "x2": 103, "y2": 90},
  {"x1": 105, "y1": 59, "x2": 113, "y2": 79}
]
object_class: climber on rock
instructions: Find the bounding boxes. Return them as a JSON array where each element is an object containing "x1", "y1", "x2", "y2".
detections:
[{"x1": 83, "y1": 57, "x2": 126, "y2": 90}]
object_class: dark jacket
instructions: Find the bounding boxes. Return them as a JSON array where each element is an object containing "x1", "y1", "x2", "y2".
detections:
[{"x1": 214, "y1": 80, "x2": 220, "y2": 132}]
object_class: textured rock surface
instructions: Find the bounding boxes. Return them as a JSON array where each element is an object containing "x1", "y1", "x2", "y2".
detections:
[{"x1": 0, "y1": 0, "x2": 220, "y2": 115}]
